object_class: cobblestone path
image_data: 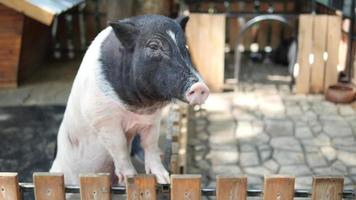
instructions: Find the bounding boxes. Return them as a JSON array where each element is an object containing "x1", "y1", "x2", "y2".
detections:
[{"x1": 189, "y1": 83, "x2": 356, "y2": 190}]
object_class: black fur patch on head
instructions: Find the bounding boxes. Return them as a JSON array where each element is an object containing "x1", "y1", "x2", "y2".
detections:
[{"x1": 100, "y1": 15, "x2": 199, "y2": 111}]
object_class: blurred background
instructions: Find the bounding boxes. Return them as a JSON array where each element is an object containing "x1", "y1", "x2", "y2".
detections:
[{"x1": 0, "y1": 0, "x2": 355, "y2": 198}]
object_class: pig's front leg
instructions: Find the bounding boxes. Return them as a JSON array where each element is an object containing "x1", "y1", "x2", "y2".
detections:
[
  {"x1": 140, "y1": 123, "x2": 170, "y2": 184},
  {"x1": 98, "y1": 129, "x2": 137, "y2": 184}
]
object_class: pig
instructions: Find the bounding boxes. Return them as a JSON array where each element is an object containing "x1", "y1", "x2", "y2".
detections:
[{"x1": 50, "y1": 15, "x2": 209, "y2": 185}]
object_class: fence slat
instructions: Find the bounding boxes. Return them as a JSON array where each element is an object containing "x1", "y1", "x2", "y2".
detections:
[
  {"x1": 33, "y1": 173, "x2": 65, "y2": 200},
  {"x1": 310, "y1": 15, "x2": 328, "y2": 93},
  {"x1": 0, "y1": 173, "x2": 21, "y2": 200},
  {"x1": 296, "y1": 14, "x2": 313, "y2": 94},
  {"x1": 79, "y1": 173, "x2": 111, "y2": 200},
  {"x1": 324, "y1": 15, "x2": 341, "y2": 91},
  {"x1": 216, "y1": 176, "x2": 247, "y2": 200},
  {"x1": 126, "y1": 175, "x2": 156, "y2": 200},
  {"x1": 311, "y1": 176, "x2": 344, "y2": 200},
  {"x1": 171, "y1": 175, "x2": 201, "y2": 200},
  {"x1": 263, "y1": 175, "x2": 295, "y2": 200}
]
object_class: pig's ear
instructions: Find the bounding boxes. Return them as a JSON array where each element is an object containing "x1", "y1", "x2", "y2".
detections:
[
  {"x1": 175, "y1": 16, "x2": 189, "y2": 31},
  {"x1": 109, "y1": 20, "x2": 139, "y2": 48}
]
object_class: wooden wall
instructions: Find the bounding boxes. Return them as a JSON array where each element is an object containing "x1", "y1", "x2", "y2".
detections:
[
  {"x1": 186, "y1": 14, "x2": 226, "y2": 92},
  {"x1": 18, "y1": 16, "x2": 51, "y2": 82},
  {"x1": 0, "y1": 3, "x2": 23, "y2": 88}
]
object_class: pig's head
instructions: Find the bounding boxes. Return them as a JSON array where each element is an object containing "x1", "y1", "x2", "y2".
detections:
[{"x1": 104, "y1": 15, "x2": 209, "y2": 109}]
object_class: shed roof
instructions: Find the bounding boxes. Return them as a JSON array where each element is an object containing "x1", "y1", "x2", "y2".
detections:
[{"x1": 0, "y1": 0, "x2": 84, "y2": 26}]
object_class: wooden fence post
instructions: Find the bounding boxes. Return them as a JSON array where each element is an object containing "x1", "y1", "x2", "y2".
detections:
[
  {"x1": 79, "y1": 173, "x2": 111, "y2": 200},
  {"x1": 311, "y1": 176, "x2": 344, "y2": 200},
  {"x1": 33, "y1": 173, "x2": 65, "y2": 200},
  {"x1": 216, "y1": 176, "x2": 247, "y2": 200},
  {"x1": 296, "y1": 14, "x2": 313, "y2": 94},
  {"x1": 0, "y1": 173, "x2": 21, "y2": 200},
  {"x1": 263, "y1": 175, "x2": 295, "y2": 200},
  {"x1": 126, "y1": 175, "x2": 156, "y2": 200},
  {"x1": 171, "y1": 175, "x2": 201, "y2": 200}
]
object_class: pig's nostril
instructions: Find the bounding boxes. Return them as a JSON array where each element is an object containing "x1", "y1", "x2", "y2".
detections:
[
  {"x1": 201, "y1": 91, "x2": 205, "y2": 95},
  {"x1": 189, "y1": 91, "x2": 195, "y2": 95}
]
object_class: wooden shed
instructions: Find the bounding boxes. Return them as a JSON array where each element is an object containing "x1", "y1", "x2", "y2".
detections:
[{"x1": 0, "y1": 0, "x2": 83, "y2": 88}]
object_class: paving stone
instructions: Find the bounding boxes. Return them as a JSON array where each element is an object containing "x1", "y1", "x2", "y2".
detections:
[
  {"x1": 211, "y1": 165, "x2": 243, "y2": 177},
  {"x1": 324, "y1": 124, "x2": 352, "y2": 138},
  {"x1": 270, "y1": 137, "x2": 302, "y2": 152},
  {"x1": 207, "y1": 150, "x2": 239, "y2": 165},
  {"x1": 279, "y1": 165, "x2": 312, "y2": 176},
  {"x1": 260, "y1": 149, "x2": 273, "y2": 162},
  {"x1": 338, "y1": 105, "x2": 355, "y2": 116},
  {"x1": 286, "y1": 106, "x2": 303, "y2": 116},
  {"x1": 265, "y1": 120, "x2": 294, "y2": 137},
  {"x1": 332, "y1": 137, "x2": 356, "y2": 147},
  {"x1": 233, "y1": 108, "x2": 260, "y2": 121},
  {"x1": 195, "y1": 160, "x2": 210, "y2": 170},
  {"x1": 313, "y1": 167, "x2": 344, "y2": 175},
  {"x1": 263, "y1": 159, "x2": 279, "y2": 173},
  {"x1": 337, "y1": 151, "x2": 356, "y2": 166},
  {"x1": 306, "y1": 152, "x2": 328, "y2": 168},
  {"x1": 295, "y1": 126, "x2": 313, "y2": 138},
  {"x1": 240, "y1": 144, "x2": 256, "y2": 152},
  {"x1": 311, "y1": 124, "x2": 323, "y2": 134},
  {"x1": 240, "y1": 151, "x2": 260, "y2": 166},
  {"x1": 320, "y1": 146, "x2": 337, "y2": 162},
  {"x1": 209, "y1": 126, "x2": 236, "y2": 145},
  {"x1": 210, "y1": 143, "x2": 237, "y2": 151},
  {"x1": 273, "y1": 150, "x2": 304, "y2": 165},
  {"x1": 244, "y1": 166, "x2": 272, "y2": 176},
  {"x1": 350, "y1": 167, "x2": 356, "y2": 174},
  {"x1": 331, "y1": 160, "x2": 348, "y2": 173},
  {"x1": 312, "y1": 133, "x2": 331, "y2": 146}
]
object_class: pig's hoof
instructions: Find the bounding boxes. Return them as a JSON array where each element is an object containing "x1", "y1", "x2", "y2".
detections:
[
  {"x1": 145, "y1": 163, "x2": 170, "y2": 184},
  {"x1": 116, "y1": 169, "x2": 137, "y2": 185}
]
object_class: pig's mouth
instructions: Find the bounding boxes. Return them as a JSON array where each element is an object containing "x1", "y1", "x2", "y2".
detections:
[{"x1": 183, "y1": 82, "x2": 210, "y2": 105}]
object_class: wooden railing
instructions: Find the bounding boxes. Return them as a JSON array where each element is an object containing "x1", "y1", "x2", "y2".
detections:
[{"x1": 0, "y1": 173, "x2": 355, "y2": 200}]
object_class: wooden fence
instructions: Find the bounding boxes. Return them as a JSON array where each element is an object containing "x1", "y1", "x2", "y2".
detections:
[
  {"x1": 0, "y1": 173, "x2": 355, "y2": 200},
  {"x1": 295, "y1": 14, "x2": 342, "y2": 94}
]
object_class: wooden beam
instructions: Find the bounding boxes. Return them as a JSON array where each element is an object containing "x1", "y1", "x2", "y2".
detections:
[
  {"x1": 126, "y1": 175, "x2": 157, "y2": 200},
  {"x1": 79, "y1": 173, "x2": 111, "y2": 200},
  {"x1": 171, "y1": 175, "x2": 201, "y2": 200},
  {"x1": 263, "y1": 175, "x2": 295, "y2": 200},
  {"x1": 296, "y1": 14, "x2": 313, "y2": 93},
  {"x1": 0, "y1": 0, "x2": 54, "y2": 25},
  {"x1": 311, "y1": 176, "x2": 344, "y2": 200},
  {"x1": 0, "y1": 173, "x2": 21, "y2": 200},
  {"x1": 216, "y1": 176, "x2": 247, "y2": 200},
  {"x1": 324, "y1": 15, "x2": 341, "y2": 91},
  {"x1": 33, "y1": 173, "x2": 65, "y2": 200},
  {"x1": 310, "y1": 15, "x2": 328, "y2": 93}
]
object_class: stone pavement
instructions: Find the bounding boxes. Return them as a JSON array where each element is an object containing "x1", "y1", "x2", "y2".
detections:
[{"x1": 189, "y1": 83, "x2": 356, "y2": 190}]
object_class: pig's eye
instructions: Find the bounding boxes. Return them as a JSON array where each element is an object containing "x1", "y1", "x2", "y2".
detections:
[{"x1": 148, "y1": 43, "x2": 160, "y2": 51}]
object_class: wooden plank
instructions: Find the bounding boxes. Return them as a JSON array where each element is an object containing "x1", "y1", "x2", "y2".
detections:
[
  {"x1": 79, "y1": 173, "x2": 111, "y2": 200},
  {"x1": 296, "y1": 14, "x2": 314, "y2": 93},
  {"x1": 126, "y1": 175, "x2": 156, "y2": 200},
  {"x1": 33, "y1": 173, "x2": 65, "y2": 200},
  {"x1": 310, "y1": 15, "x2": 328, "y2": 93},
  {"x1": 186, "y1": 13, "x2": 225, "y2": 92},
  {"x1": 0, "y1": 173, "x2": 21, "y2": 200},
  {"x1": 324, "y1": 15, "x2": 341, "y2": 91},
  {"x1": 263, "y1": 175, "x2": 295, "y2": 200},
  {"x1": 171, "y1": 175, "x2": 201, "y2": 200},
  {"x1": 311, "y1": 176, "x2": 344, "y2": 200},
  {"x1": 0, "y1": 0, "x2": 54, "y2": 25},
  {"x1": 216, "y1": 176, "x2": 247, "y2": 200}
]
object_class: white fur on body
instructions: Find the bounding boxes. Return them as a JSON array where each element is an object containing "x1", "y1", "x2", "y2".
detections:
[{"x1": 50, "y1": 27, "x2": 170, "y2": 185}]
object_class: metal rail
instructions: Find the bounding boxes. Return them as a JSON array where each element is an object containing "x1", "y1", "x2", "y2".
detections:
[{"x1": 19, "y1": 183, "x2": 356, "y2": 198}]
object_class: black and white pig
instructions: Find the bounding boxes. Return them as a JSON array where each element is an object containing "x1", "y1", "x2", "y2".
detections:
[{"x1": 50, "y1": 15, "x2": 209, "y2": 185}]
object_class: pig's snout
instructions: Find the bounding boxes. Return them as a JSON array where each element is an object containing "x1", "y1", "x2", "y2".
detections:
[{"x1": 185, "y1": 82, "x2": 209, "y2": 105}]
